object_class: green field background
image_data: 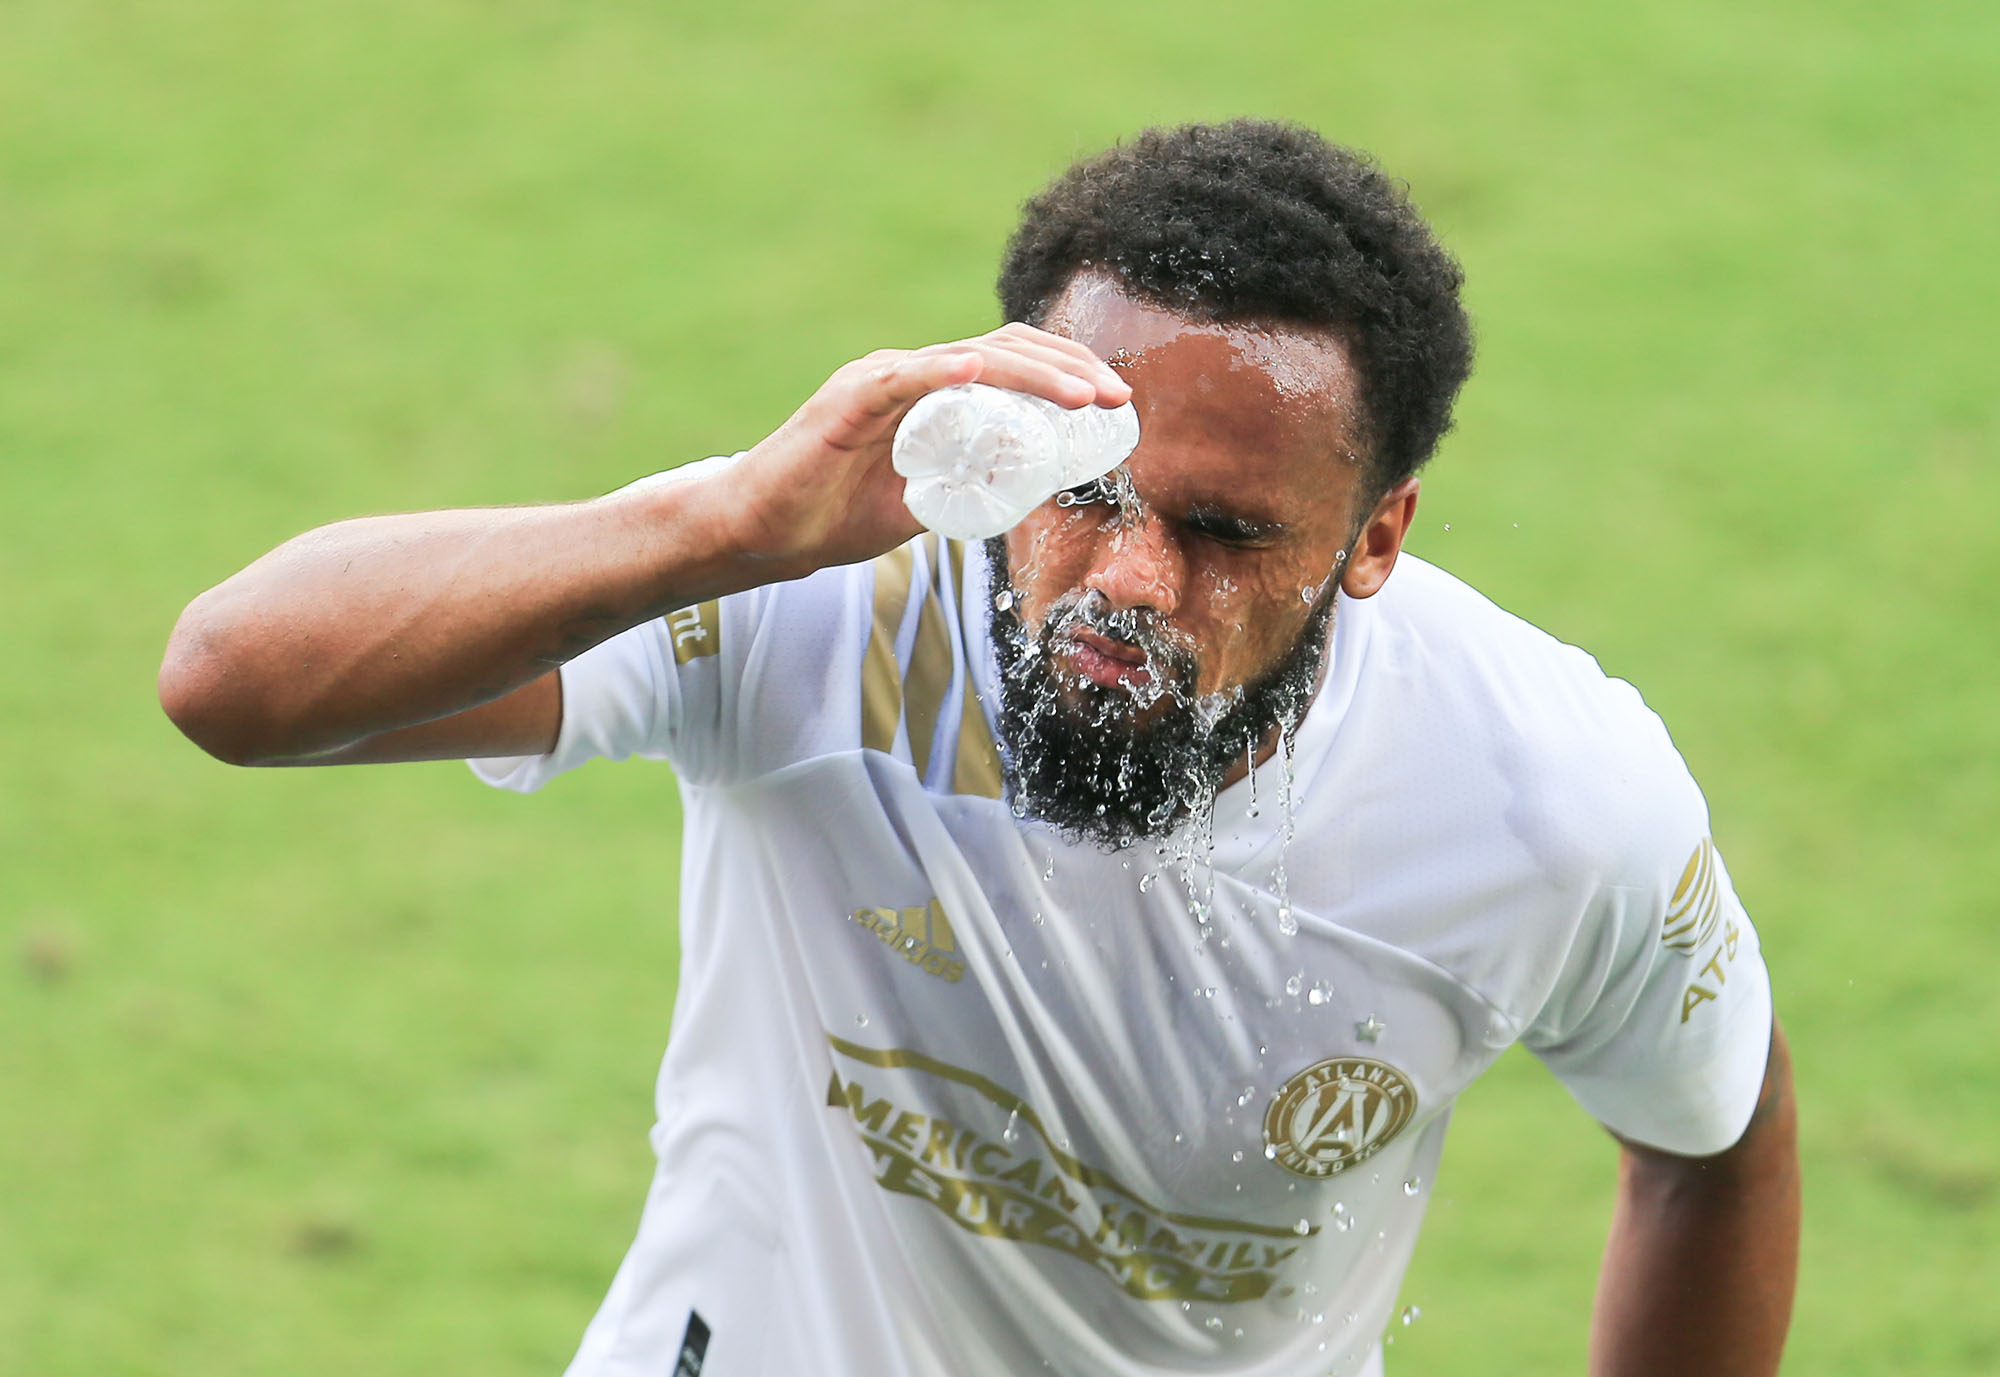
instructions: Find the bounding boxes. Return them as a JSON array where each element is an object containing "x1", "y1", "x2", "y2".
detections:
[{"x1": 4, "y1": 2, "x2": 1996, "y2": 1372}]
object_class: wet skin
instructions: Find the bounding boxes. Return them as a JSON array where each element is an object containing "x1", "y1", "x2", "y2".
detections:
[{"x1": 1001, "y1": 276, "x2": 1420, "y2": 777}]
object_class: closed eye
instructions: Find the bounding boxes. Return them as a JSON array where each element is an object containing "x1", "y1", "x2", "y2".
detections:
[{"x1": 1184, "y1": 503, "x2": 1283, "y2": 548}]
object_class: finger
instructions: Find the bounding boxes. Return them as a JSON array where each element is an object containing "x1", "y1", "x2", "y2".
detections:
[
  {"x1": 956, "y1": 347, "x2": 1130, "y2": 409},
  {"x1": 981, "y1": 336, "x2": 1134, "y2": 407},
  {"x1": 914, "y1": 336, "x2": 1129, "y2": 408},
  {"x1": 838, "y1": 349, "x2": 985, "y2": 423},
  {"x1": 992, "y1": 321, "x2": 1110, "y2": 371}
]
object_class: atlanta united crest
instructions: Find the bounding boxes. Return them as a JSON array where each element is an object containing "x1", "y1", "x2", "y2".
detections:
[{"x1": 1263, "y1": 1057, "x2": 1418, "y2": 1179}]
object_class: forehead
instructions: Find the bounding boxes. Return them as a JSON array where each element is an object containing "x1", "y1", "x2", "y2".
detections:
[{"x1": 1042, "y1": 276, "x2": 1363, "y2": 506}]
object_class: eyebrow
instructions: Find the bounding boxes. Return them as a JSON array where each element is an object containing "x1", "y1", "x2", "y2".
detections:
[{"x1": 1182, "y1": 502, "x2": 1286, "y2": 543}]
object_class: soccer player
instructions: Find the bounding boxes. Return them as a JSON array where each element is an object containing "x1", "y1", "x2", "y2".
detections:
[{"x1": 161, "y1": 120, "x2": 1797, "y2": 1376}]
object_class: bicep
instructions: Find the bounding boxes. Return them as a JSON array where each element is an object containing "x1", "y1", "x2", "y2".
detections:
[{"x1": 267, "y1": 671, "x2": 562, "y2": 766}]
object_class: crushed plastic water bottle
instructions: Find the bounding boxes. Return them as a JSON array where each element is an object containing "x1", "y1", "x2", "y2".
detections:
[{"x1": 892, "y1": 383, "x2": 1140, "y2": 540}]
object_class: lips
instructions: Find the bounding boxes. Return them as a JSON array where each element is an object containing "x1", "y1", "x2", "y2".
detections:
[{"x1": 1067, "y1": 627, "x2": 1153, "y2": 688}]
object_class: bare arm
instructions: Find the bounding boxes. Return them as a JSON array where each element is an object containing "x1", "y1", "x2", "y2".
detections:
[
  {"x1": 1589, "y1": 1021, "x2": 1799, "y2": 1377},
  {"x1": 160, "y1": 326, "x2": 1130, "y2": 765}
]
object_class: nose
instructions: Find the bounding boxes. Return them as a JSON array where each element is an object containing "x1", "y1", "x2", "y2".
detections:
[{"x1": 1086, "y1": 507, "x2": 1183, "y2": 620}]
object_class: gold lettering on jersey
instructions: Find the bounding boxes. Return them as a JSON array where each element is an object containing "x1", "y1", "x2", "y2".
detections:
[
  {"x1": 827, "y1": 1039, "x2": 1301, "y2": 1303},
  {"x1": 1262, "y1": 1057, "x2": 1417, "y2": 1180},
  {"x1": 1666, "y1": 838, "x2": 1746, "y2": 1024},
  {"x1": 1680, "y1": 909, "x2": 1744, "y2": 1023},
  {"x1": 848, "y1": 900, "x2": 965, "y2": 984},
  {"x1": 666, "y1": 601, "x2": 720, "y2": 664}
]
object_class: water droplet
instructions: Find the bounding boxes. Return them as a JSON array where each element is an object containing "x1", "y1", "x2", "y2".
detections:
[
  {"x1": 1204, "y1": 1315, "x2": 1223, "y2": 1331},
  {"x1": 1230, "y1": 1149, "x2": 1244, "y2": 1163},
  {"x1": 1284, "y1": 972, "x2": 1303, "y2": 997},
  {"x1": 1403, "y1": 1177, "x2": 1422, "y2": 1196},
  {"x1": 1263, "y1": 1143, "x2": 1279, "y2": 1160},
  {"x1": 1307, "y1": 981, "x2": 1332, "y2": 1006},
  {"x1": 1277, "y1": 906, "x2": 1298, "y2": 937},
  {"x1": 1031, "y1": 910, "x2": 1044, "y2": 926},
  {"x1": 1293, "y1": 1218, "x2": 1312, "y2": 1235},
  {"x1": 1002, "y1": 1109, "x2": 1020, "y2": 1142},
  {"x1": 1138, "y1": 871, "x2": 1156, "y2": 893},
  {"x1": 993, "y1": 589, "x2": 1014, "y2": 611},
  {"x1": 1235, "y1": 1084, "x2": 1257, "y2": 1108},
  {"x1": 855, "y1": 1014, "x2": 869, "y2": 1027},
  {"x1": 1312, "y1": 1312, "x2": 1325, "y2": 1325},
  {"x1": 1401, "y1": 1305, "x2": 1422, "y2": 1326}
]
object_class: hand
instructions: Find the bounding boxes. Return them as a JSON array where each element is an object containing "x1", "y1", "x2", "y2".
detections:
[{"x1": 726, "y1": 323, "x2": 1132, "y2": 574}]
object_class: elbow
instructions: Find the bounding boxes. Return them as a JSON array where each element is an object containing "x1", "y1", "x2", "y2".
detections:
[{"x1": 158, "y1": 604, "x2": 279, "y2": 766}]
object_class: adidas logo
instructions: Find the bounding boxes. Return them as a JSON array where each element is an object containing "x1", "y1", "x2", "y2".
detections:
[{"x1": 849, "y1": 899, "x2": 966, "y2": 984}]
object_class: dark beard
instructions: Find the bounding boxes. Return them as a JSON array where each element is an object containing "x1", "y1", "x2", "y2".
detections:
[{"x1": 983, "y1": 538, "x2": 1336, "y2": 849}]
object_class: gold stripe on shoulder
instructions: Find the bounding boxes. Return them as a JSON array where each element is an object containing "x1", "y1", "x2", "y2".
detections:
[
  {"x1": 952, "y1": 685, "x2": 1005, "y2": 799},
  {"x1": 862, "y1": 544, "x2": 916, "y2": 754},
  {"x1": 667, "y1": 600, "x2": 720, "y2": 664},
  {"x1": 904, "y1": 535, "x2": 955, "y2": 780},
  {"x1": 943, "y1": 540, "x2": 1005, "y2": 798}
]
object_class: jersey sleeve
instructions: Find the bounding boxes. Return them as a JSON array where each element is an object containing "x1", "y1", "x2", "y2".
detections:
[
  {"x1": 468, "y1": 456, "x2": 783, "y2": 794},
  {"x1": 1521, "y1": 745, "x2": 1774, "y2": 1157}
]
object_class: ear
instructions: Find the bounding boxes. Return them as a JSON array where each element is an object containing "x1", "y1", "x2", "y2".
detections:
[{"x1": 1340, "y1": 477, "x2": 1420, "y2": 599}]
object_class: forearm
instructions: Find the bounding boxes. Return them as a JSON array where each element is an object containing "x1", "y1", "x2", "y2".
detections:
[
  {"x1": 160, "y1": 326, "x2": 1128, "y2": 766},
  {"x1": 160, "y1": 466, "x2": 769, "y2": 764},
  {"x1": 1590, "y1": 1025, "x2": 1799, "y2": 1377}
]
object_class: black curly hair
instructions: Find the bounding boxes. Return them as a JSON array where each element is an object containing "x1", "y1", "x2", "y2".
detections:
[{"x1": 998, "y1": 120, "x2": 1474, "y2": 496}]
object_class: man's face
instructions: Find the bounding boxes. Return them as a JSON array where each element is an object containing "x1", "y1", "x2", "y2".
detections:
[{"x1": 987, "y1": 276, "x2": 1394, "y2": 846}]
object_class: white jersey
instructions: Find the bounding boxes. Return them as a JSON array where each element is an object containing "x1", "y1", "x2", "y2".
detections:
[{"x1": 473, "y1": 476, "x2": 1772, "y2": 1377}]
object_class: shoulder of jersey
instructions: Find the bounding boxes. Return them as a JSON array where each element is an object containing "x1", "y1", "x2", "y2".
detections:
[
  {"x1": 1374, "y1": 556, "x2": 1701, "y2": 876},
  {"x1": 748, "y1": 533, "x2": 1007, "y2": 797}
]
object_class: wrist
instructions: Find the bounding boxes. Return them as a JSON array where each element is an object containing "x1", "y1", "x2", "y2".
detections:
[{"x1": 618, "y1": 455, "x2": 820, "y2": 596}]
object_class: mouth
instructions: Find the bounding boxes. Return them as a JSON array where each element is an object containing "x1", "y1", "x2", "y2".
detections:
[{"x1": 1064, "y1": 627, "x2": 1154, "y2": 689}]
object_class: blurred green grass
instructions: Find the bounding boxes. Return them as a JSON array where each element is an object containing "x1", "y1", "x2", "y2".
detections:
[{"x1": 3, "y1": 1, "x2": 1996, "y2": 1372}]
